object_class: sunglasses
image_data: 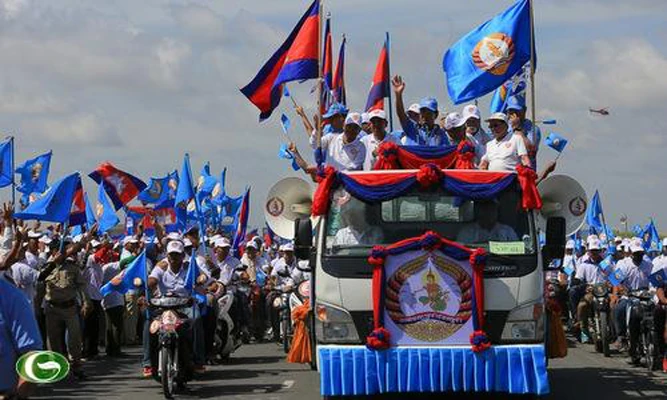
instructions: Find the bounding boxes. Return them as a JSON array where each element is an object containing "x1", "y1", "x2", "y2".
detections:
[{"x1": 488, "y1": 123, "x2": 504, "y2": 128}]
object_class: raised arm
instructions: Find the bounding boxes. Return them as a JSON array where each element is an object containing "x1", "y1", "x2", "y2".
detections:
[
  {"x1": 392, "y1": 75, "x2": 408, "y2": 127},
  {"x1": 294, "y1": 105, "x2": 315, "y2": 139}
]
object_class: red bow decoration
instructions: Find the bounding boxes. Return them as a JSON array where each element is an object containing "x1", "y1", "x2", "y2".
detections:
[
  {"x1": 373, "y1": 142, "x2": 400, "y2": 170},
  {"x1": 416, "y1": 163, "x2": 442, "y2": 189},
  {"x1": 516, "y1": 165, "x2": 543, "y2": 210},
  {"x1": 366, "y1": 327, "x2": 391, "y2": 350},
  {"x1": 311, "y1": 166, "x2": 337, "y2": 216},
  {"x1": 470, "y1": 330, "x2": 492, "y2": 353},
  {"x1": 454, "y1": 140, "x2": 476, "y2": 170}
]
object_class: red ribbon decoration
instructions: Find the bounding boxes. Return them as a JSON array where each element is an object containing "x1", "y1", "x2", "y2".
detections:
[
  {"x1": 454, "y1": 140, "x2": 476, "y2": 170},
  {"x1": 516, "y1": 164, "x2": 543, "y2": 210},
  {"x1": 373, "y1": 142, "x2": 400, "y2": 170},
  {"x1": 311, "y1": 166, "x2": 337, "y2": 216},
  {"x1": 416, "y1": 164, "x2": 442, "y2": 189},
  {"x1": 373, "y1": 142, "x2": 457, "y2": 170}
]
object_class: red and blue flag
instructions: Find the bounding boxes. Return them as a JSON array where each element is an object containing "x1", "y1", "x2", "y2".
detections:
[
  {"x1": 232, "y1": 187, "x2": 250, "y2": 255},
  {"x1": 241, "y1": 0, "x2": 320, "y2": 121},
  {"x1": 332, "y1": 35, "x2": 346, "y2": 105},
  {"x1": 321, "y1": 17, "x2": 333, "y2": 114},
  {"x1": 89, "y1": 162, "x2": 147, "y2": 211},
  {"x1": 365, "y1": 39, "x2": 390, "y2": 112}
]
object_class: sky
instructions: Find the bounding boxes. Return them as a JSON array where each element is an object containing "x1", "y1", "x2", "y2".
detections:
[{"x1": 0, "y1": 0, "x2": 666, "y2": 233}]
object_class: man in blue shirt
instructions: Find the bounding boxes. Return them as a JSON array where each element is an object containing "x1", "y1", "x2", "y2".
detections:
[
  {"x1": 0, "y1": 278, "x2": 43, "y2": 398},
  {"x1": 391, "y1": 75, "x2": 450, "y2": 147},
  {"x1": 506, "y1": 95, "x2": 541, "y2": 169}
]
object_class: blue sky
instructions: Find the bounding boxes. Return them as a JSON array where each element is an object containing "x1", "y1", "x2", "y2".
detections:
[{"x1": 0, "y1": 0, "x2": 665, "y2": 232}]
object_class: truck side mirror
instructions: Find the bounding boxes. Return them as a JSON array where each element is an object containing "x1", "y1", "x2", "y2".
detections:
[
  {"x1": 542, "y1": 217, "x2": 566, "y2": 269},
  {"x1": 294, "y1": 218, "x2": 313, "y2": 261}
]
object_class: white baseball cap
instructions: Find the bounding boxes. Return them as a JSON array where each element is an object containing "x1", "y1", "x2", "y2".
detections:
[
  {"x1": 122, "y1": 236, "x2": 139, "y2": 245},
  {"x1": 344, "y1": 112, "x2": 362, "y2": 128},
  {"x1": 167, "y1": 240, "x2": 184, "y2": 254},
  {"x1": 485, "y1": 112, "x2": 508, "y2": 124},
  {"x1": 183, "y1": 238, "x2": 193, "y2": 247},
  {"x1": 166, "y1": 232, "x2": 183, "y2": 242},
  {"x1": 368, "y1": 109, "x2": 387, "y2": 121},
  {"x1": 27, "y1": 230, "x2": 43, "y2": 239},
  {"x1": 587, "y1": 238, "x2": 601, "y2": 251},
  {"x1": 629, "y1": 238, "x2": 644, "y2": 253},
  {"x1": 565, "y1": 240, "x2": 575, "y2": 250},
  {"x1": 245, "y1": 241, "x2": 258, "y2": 250},
  {"x1": 282, "y1": 243, "x2": 294, "y2": 252},
  {"x1": 407, "y1": 103, "x2": 420, "y2": 115},
  {"x1": 90, "y1": 239, "x2": 102, "y2": 248},
  {"x1": 361, "y1": 112, "x2": 370, "y2": 124},
  {"x1": 444, "y1": 112, "x2": 466, "y2": 130},
  {"x1": 214, "y1": 238, "x2": 231, "y2": 248},
  {"x1": 462, "y1": 104, "x2": 481, "y2": 121}
]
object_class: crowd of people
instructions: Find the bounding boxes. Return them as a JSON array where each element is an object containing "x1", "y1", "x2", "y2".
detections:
[
  {"x1": 0, "y1": 205, "x2": 309, "y2": 398},
  {"x1": 553, "y1": 235, "x2": 667, "y2": 372},
  {"x1": 287, "y1": 75, "x2": 556, "y2": 179}
]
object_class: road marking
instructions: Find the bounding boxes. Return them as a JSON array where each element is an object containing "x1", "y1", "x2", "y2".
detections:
[{"x1": 282, "y1": 380, "x2": 295, "y2": 389}]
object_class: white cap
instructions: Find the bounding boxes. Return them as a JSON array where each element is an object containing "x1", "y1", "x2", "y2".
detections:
[
  {"x1": 90, "y1": 239, "x2": 102, "y2": 248},
  {"x1": 616, "y1": 244, "x2": 624, "y2": 252},
  {"x1": 123, "y1": 236, "x2": 139, "y2": 245},
  {"x1": 407, "y1": 103, "x2": 420, "y2": 115},
  {"x1": 614, "y1": 236, "x2": 623, "y2": 244},
  {"x1": 167, "y1": 240, "x2": 184, "y2": 254},
  {"x1": 587, "y1": 238, "x2": 601, "y2": 251},
  {"x1": 444, "y1": 112, "x2": 466, "y2": 130},
  {"x1": 344, "y1": 112, "x2": 362, "y2": 128},
  {"x1": 165, "y1": 232, "x2": 183, "y2": 242},
  {"x1": 565, "y1": 240, "x2": 575, "y2": 250},
  {"x1": 587, "y1": 234, "x2": 599, "y2": 244},
  {"x1": 485, "y1": 112, "x2": 508, "y2": 124},
  {"x1": 73, "y1": 234, "x2": 84, "y2": 244},
  {"x1": 214, "y1": 238, "x2": 231, "y2": 248},
  {"x1": 629, "y1": 238, "x2": 644, "y2": 253},
  {"x1": 282, "y1": 242, "x2": 294, "y2": 252},
  {"x1": 462, "y1": 104, "x2": 481, "y2": 121},
  {"x1": 183, "y1": 238, "x2": 193, "y2": 247},
  {"x1": 27, "y1": 230, "x2": 43, "y2": 239},
  {"x1": 245, "y1": 241, "x2": 258, "y2": 250},
  {"x1": 361, "y1": 112, "x2": 370, "y2": 124},
  {"x1": 39, "y1": 236, "x2": 53, "y2": 245},
  {"x1": 209, "y1": 234, "x2": 222, "y2": 243},
  {"x1": 368, "y1": 109, "x2": 387, "y2": 121}
]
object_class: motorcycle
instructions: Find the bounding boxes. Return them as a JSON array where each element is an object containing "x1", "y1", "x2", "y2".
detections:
[
  {"x1": 590, "y1": 283, "x2": 613, "y2": 357},
  {"x1": 148, "y1": 296, "x2": 193, "y2": 399},
  {"x1": 630, "y1": 290, "x2": 656, "y2": 371},
  {"x1": 213, "y1": 292, "x2": 243, "y2": 361},
  {"x1": 277, "y1": 280, "x2": 310, "y2": 354}
]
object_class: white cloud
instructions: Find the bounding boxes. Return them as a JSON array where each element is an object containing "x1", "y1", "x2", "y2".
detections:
[{"x1": 20, "y1": 113, "x2": 122, "y2": 147}]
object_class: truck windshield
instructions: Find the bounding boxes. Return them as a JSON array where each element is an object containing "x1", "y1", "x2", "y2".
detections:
[{"x1": 324, "y1": 187, "x2": 535, "y2": 257}]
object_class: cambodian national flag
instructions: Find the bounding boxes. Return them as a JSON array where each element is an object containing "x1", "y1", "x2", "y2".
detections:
[
  {"x1": 443, "y1": 0, "x2": 533, "y2": 104},
  {"x1": 89, "y1": 162, "x2": 147, "y2": 211},
  {"x1": 320, "y1": 17, "x2": 333, "y2": 114},
  {"x1": 240, "y1": 0, "x2": 320, "y2": 121},
  {"x1": 332, "y1": 35, "x2": 346, "y2": 105},
  {"x1": 69, "y1": 179, "x2": 86, "y2": 226},
  {"x1": 231, "y1": 187, "x2": 250, "y2": 255},
  {"x1": 365, "y1": 38, "x2": 390, "y2": 112}
]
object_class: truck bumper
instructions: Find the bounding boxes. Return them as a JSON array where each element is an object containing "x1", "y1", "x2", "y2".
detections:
[{"x1": 318, "y1": 344, "x2": 549, "y2": 396}]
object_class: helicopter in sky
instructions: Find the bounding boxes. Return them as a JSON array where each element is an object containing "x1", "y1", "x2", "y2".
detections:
[{"x1": 589, "y1": 107, "x2": 610, "y2": 116}]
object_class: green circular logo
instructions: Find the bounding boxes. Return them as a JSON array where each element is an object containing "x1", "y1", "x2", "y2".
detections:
[{"x1": 16, "y1": 351, "x2": 70, "y2": 384}]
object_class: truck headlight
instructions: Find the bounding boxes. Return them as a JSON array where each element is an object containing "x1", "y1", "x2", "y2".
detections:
[
  {"x1": 501, "y1": 301, "x2": 544, "y2": 341},
  {"x1": 314, "y1": 302, "x2": 360, "y2": 343}
]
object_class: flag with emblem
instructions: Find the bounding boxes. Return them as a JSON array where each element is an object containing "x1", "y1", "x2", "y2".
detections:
[
  {"x1": 240, "y1": 0, "x2": 320, "y2": 121},
  {"x1": 642, "y1": 219, "x2": 660, "y2": 251},
  {"x1": 100, "y1": 250, "x2": 148, "y2": 296},
  {"x1": 15, "y1": 172, "x2": 81, "y2": 224},
  {"x1": 97, "y1": 182, "x2": 120, "y2": 234},
  {"x1": 365, "y1": 38, "x2": 390, "y2": 112},
  {"x1": 608, "y1": 267, "x2": 626, "y2": 286},
  {"x1": 443, "y1": 0, "x2": 533, "y2": 104},
  {"x1": 489, "y1": 69, "x2": 527, "y2": 114},
  {"x1": 15, "y1": 151, "x2": 52, "y2": 196},
  {"x1": 650, "y1": 268, "x2": 667, "y2": 288},
  {"x1": 138, "y1": 170, "x2": 178, "y2": 209},
  {"x1": 545, "y1": 132, "x2": 568, "y2": 153},
  {"x1": 197, "y1": 162, "x2": 218, "y2": 200},
  {"x1": 598, "y1": 255, "x2": 613, "y2": 273},
  {"x1": 0, "y1": 138, "x2": 13, "y2": 188},
  {"x1": 89, "y1": 162, "x2": 147, "y2": 210}
]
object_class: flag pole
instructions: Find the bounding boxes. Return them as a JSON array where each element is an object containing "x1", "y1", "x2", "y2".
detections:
[
  {"x1": 597, "y1": 191, "x2": 611, "y2": 250},
  {"x1": 10, "y1": 136, "x2": 15, "y2": 211},
  {"x1": 529, "y1": 0, "x2": 537, "y2": 139},
  {"x1": 385, "y1": 32, "x2": 394, "y2": 132},
  {"x1": 316, "y1": 0, "x2": 324, "y2": 154}
]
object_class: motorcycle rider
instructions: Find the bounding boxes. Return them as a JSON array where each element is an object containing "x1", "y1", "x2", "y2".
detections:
[
  {"x1": 267, "y1": 243, "x2": 297, "y2": 341},
  {"x1": 212, "y1": 238, "x2": 249, "y2": 340},
  {"x1": 612, "y1": 239, "x2": 653, "y2": 365},
  {"x1": 147, "y1": 240, "x2": 206, "y2": 378},
  {"x1": 652, "y1": 238, "x2": 667, "y2": 372},
  {"x1": 572, "y1": 238, "x2": 607, "y2": 343}
]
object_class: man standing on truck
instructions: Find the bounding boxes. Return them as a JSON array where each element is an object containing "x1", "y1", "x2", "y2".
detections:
[{"x1": 479, "y1": 112, "x2": 532, "y2": 172}]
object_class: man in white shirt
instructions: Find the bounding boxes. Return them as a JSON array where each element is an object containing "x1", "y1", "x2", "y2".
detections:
[
  {"x1": 479, "y1": 113, "x2": 531, "y2": 172},
  {"x1": 309, "y1": 112, "x2": 366, "y2": 171},
  {"x1": 462, "y1": 104, "x2": 492, "y2": 148},
  {"x1": 456, "y1": 201, "x2": 518, "y2": 244},
  {"x1": 573, "y1": 238, "x2": 607, "y2": 343},
  {"x1": 360, "y1": 109, "x2": 400, "y2": 170},
  {"x1": 82, "y1": 240, "x2": 105, "y2": 359},
  {"x1": 101, "y1": 261, "x2": 125, "y2": 357}
]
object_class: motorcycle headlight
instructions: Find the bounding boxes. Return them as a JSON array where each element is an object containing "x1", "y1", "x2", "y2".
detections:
[
  {"x1": 314, "y1": 302, "x2": 360, "y2": 344},
  {"x1": 592, "y1": 283, "x2": 609, "y2": 297}
]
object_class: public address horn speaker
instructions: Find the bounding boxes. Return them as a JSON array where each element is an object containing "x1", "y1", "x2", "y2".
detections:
[
  {"x1": 537, "y1": 174, "x2": 588, "y2": 236},
  {"x1": 264, "y1": 177, "x2": 313, "y2": 240}
]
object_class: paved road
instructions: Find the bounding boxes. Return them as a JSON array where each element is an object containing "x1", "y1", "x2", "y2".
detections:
[{"x1": 33, "y1": 339, "x2": 666, "y2": 400}]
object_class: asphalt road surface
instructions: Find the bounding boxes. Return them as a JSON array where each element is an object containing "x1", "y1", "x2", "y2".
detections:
[{"x1": 32, "y1": 339, "x2": 667, "y2": 400}]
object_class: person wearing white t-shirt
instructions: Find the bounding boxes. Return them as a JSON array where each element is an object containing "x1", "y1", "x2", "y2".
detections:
[
  {"x1": 479, "y1": 112, "x2": 531, "y2": 172},
  {"x1": 360, "y1": 109, "x2": 400, "y2": 170},
  {"x1": 309, "y1": 112, "x2": 366, "y2": 171}
]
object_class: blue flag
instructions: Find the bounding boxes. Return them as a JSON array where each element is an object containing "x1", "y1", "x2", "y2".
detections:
[
  {"x1": 649, "y1": 268, "x2": 667, "y2": 288},
  {"x1": 175, "y1": 154, "x2": 196, "y2": 230},
  {"x1": 632, "y1": 224, "x2": 644, "y2": 238},
  {"x1": 280, "y1": 114, "x2": 291, "y2": 136},
  {"x1": 598, "y1": 255, "x2": 614, "y2": 273},
  {"x1": 97, "y1": 182, "x2": 120, "y2": 234},
  {"x1": 84, "y1": 192, "x2": 97, "y2": 229},
  {"x1": 15, "y1": 172, "x2": 80, "y2": 224},
  {"x1": 100, "y1": 251, "x2": 148, "y2": 297},
  {"x1": 138, "y1": 171, "x2": 178, "y2": 208},
  {"x1": 16, "y1": 151, "x2": 52, "y2": 195},
  {"x1": 197, "y1": 162, "x2": 218, "y2": 199},
  {"x1": 278, "y1": 144, "x2": 300, "y2": 171},
  {"x1": 586, "y1": 190, "x2": 604, "y2": 234},
  {"x1": 0, "y1": 139, "x2": 13, "y2": 188},
  {"x1": 642, "y1": 219, "x2": 660, "y2": 251},
  {"x1": 545, "y1": 132, "x2": 568, "y2": 153},
  {"x1": 489, "y1": 70, "x2": 527, "y2": 114},
  {"x1": 443, "y1": 0, "x2": 533, "y2": 104},
  {"x1": 608, "y1": 267, "x2": 626, "y2": 286},
  {"x1": 185, "y1": 251, "x2": 207, "y2": 304},
  {"x1": 563, "y1": 258, "x2": 575, "y2": 276}
]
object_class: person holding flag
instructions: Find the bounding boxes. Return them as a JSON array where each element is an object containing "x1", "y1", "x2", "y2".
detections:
[
  {"x1": 391, "y1": 75, "x2": 449, "y2": 147},
  {"x1": 507, "y1": 95, "x2": 541, "y2": 169}
]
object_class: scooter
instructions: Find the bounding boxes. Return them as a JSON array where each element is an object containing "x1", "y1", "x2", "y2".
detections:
[
  {"x1": 279, "y1": 280, "x2": 310, "y2": 354},
  {"x1": 590, "y1": 283, "x2": 613, "y2": 357},
  {"x1": 630, "y1": 290, "x2": 656, "y2": 371},
  {"x1": 149, "y1": 296, "x2": 193, "y2": 399},
  {"x1": 213, "y1": 292, "x2": 243, "y2": 361}
]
